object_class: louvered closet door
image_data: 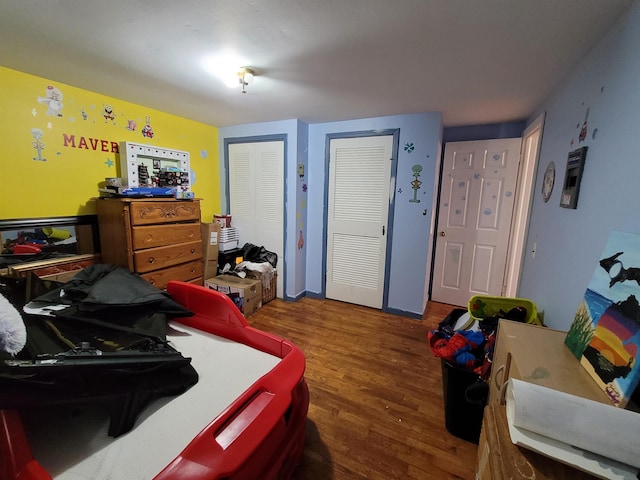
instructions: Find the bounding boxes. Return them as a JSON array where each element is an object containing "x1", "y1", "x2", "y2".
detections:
[
  {"x1": 326, "y1": 135, "x2": 393, "y2": 309},
  {"x1": 228, "y1": 141, "x2": 284, "y2": 297}
]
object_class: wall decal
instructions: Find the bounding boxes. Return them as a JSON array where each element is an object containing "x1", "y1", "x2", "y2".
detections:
[
  {"x1": 102, "y1": 104, "x2": 116, "y2": 124},
  {"x1": 579, "y1": 107, "x2": 590, "y2": 142},
  {"x1": 141, "y1": 116, "x2": 154, "y2": 138},
  {"x1": 81, "y1": 108, "x2": 88, "y2": 120},
  {"x1": 126, "y1": 119, "x2": 137, "y2": 131},
  {"x1": 37, "y1": 85, "x2": 64, "y2": 117},
  {"x1": 302, "y1": 183, "x2": 307, "y2": 192},
  {"x1": 297, "y1": 163, "x2": 305, "y2": 179},
  {"x1": 298, "y1": 230, "x2": 304, "y2": 250},
  {"x1": 31, "y1": 128, "x2": 46, "y2": 161},
  {"x1": 104, "y1": 158, "x2": 114, "y2": 168},
  {"x1": 403, "y1": 142, "x2": 414, "y2": 153},
  {"x1": 410, "y1": 164, "x2": 422, "y2": 203}
]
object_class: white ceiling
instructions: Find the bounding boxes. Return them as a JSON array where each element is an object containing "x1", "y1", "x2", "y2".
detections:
[{"x1": 0, "y1": 0, "x2": 634, "y2": 128}]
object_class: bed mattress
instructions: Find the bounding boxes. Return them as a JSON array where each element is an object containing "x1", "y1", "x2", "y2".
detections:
[{"x1": 1, "y1": 281, "x2": 309, "y2": 480}]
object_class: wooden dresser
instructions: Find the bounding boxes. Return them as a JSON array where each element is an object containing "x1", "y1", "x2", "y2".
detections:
[{"x1": 96, "y1": 198, "x2": 203, "y2": 289}]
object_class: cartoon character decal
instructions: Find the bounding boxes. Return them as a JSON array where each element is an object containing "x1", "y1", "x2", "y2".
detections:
[
  {"x1": 31, "y1": 128, "x2": 46, "y2": 161},
  {"x1": 579, "y1": 107, "x2": 590, "y2": 143},
  {"x1": 410, "y1": 164, "x2": 423, "y2": 203},
  {"x1": 103, "y1": 105, "x2": 116, "y2": 124},
  {"x1": 37, "y1": 85, "x2": 64, "y2": 117},
  {"x1": 142, "y1": 116, "x2": 154, "y2": 138}
]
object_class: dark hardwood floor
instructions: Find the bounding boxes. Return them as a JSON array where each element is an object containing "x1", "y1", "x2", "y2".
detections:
[{"x1": 249, "y1": 297, "x2": 478, "y2": 480}]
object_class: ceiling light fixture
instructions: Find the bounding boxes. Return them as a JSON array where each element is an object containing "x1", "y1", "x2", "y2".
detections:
[{"x1": 237, "y1": 67, "x2": 254, "y2": 93}]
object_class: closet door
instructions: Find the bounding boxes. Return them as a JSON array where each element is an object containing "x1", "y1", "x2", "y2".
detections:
[
  {"x1": 228, "y1": 141, "x2": 284, "y2": 297},
  {"x1": 326, "y1": 135, "x2": 393, "y2": 309}
]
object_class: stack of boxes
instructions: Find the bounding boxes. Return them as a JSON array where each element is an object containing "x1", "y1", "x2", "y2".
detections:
[{"x1": 201, "y1": 216, "x2": 263, "y2": 318}]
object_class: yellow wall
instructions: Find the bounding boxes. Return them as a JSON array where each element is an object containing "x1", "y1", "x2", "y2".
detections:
[{"x1": 0, "y1": 67, "x2": 220, "y2": 221}]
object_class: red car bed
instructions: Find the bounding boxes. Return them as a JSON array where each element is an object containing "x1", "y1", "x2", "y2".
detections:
[{"x1": 0, "y1": 281, "x2": 309, "y2": 480}]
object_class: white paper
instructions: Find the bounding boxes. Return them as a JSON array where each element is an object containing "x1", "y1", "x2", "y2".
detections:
[{"x1": 505, "y1": 378, "x2": 640, "y2": 477}]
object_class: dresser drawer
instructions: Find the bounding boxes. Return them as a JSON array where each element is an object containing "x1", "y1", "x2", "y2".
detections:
[
  {"x1": 128, "y1": 200, "x2": 201, "y2": 226},
  {"x1": 132, "y1": 223, "x2": 201, "y2": 250},
  {"x1": 134, "y1": 240, "x2": 203, "y2": 273},
  {"x1": 140, "y1": 260, "x2": 203, "y2": 290}
]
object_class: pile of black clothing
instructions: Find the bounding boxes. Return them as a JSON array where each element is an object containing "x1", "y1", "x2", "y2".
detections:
[{"x1": 0, "y1": 264, "x2": 198, "y2": 437}]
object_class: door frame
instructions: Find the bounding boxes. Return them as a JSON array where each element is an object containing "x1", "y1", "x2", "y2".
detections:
[
  {"x1": 504, "y1": 113, "x2": 546, "y2": 296},
  {"x1": 321, "y1": 129, "x2": 400, "y2": 310},
  {"x1": 223, "y1": 134, "x2": 288, "y2": 298},
  {"x1": 428, "y1": 115, "x2": 545, "y2": 302}
]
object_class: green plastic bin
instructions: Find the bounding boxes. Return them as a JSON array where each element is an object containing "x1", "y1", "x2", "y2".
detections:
[{"x1": 468, "y1": 295, "x2": 540, "y2": 325}]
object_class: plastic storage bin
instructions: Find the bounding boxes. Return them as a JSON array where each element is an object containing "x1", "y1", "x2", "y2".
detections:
[
  {"x1": 441, "y1": 360, "x2": 486, "y2": 444},
  {"x1": 468, "y1": 295, "x2": 540, "y2": 325}
]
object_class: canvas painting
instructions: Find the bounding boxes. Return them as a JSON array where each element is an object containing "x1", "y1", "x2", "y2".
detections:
[{"x1": 565, "y1": 231, "x2": 640, "y2": 407}]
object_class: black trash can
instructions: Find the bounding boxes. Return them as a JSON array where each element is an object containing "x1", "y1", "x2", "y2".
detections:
[{"x1": 441, "y1": 359, "x2": 486, "y2": 444}]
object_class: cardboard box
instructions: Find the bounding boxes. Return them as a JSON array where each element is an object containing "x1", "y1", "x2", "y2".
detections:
[
  {"x1": 201, "y1": 222, "x2": 221, "y2": 263},
  {"x1": 205, "y1": 275, "x2": 262, "y2": 318},
  {"x1": 203, "y1": 259, "x2": 219, "y2": 279},
  {"x1": 246, "y1": 270, "x2": 277, "y2": 304}
]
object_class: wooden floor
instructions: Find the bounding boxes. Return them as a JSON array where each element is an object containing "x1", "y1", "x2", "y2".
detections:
[{"x1": 249, "y1": 297, "x2": 479, "y2": 480}]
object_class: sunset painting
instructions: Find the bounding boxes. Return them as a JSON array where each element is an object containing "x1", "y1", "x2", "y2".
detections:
[{"x1": 565, "y1": 231, "x2": 640, "y2": 407}]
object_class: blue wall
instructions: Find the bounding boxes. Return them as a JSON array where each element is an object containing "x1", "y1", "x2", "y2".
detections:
[
  {"x1": 442, "y1": 121, "x2": 525, "y2": 143},
  {"x1": 307, "y1": 113, "x2": 442, "y2": 317},
  {"x1": 218, "y1": 119, "x2": 308, "y2": 301},
  {"x1": 220, "y1": 113, "x2": 442, "y2": 317},
  {"x1": 519, "y1": 2, "x2": 640, "y2": 330}
]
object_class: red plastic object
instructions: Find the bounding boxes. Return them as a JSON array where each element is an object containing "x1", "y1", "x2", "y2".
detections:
[
  {"x1": 0, "y1": 282, "x2": 309, "y2": 480},
  {"x1": 12, "y1": 245, "x2": 42, "y2": 255}
]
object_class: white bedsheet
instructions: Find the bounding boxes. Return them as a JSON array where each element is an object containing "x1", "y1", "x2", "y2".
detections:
[{"x1": 23, "y1": 322, "x2": 281, "y2": 480}]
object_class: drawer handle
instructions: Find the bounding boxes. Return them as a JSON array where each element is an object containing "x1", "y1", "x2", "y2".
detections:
[
  {"x1": 190, "y1": 267, "x2": 195, "y2": 273},
  {"x1": 190, "y1": 248, "x2": 196, "y2": 254},
  {"x1": 148, "y1": 257, "x2": 155, "y2": 264}
]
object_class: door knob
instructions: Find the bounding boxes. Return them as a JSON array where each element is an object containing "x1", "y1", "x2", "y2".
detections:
[{"x1": 439, "y1": 231, "x2": 446, "y2": 237}]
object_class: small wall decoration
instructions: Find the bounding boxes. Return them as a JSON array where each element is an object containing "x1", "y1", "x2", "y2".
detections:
[
  {"x1": 141, "y1": 116, "x2": 154, "y2": 138},
  {"x1": 403, "y1": 142, "x2": 415, "y2": 153},
  {"x1": 541, "y1": 161, "x2": 555, "y2": 202},
  {"x1": 579, "y1": 107, "x2": 590, "y2": 143},
  {"x1": 297, "y1": 163, "x2": 305, "y2": 179},
  {"x1": 410, "y1": 164, "x2": 422, "y2": 203},
  {"x1": 37, "y1": 85, "x2": 64, "y2": 117},
  {"x1": 31, "y1": 128, "x2": 46, "y2": 161},
  {"x1": 103, "y1": 104, "x2": 116, "y2": 124}
]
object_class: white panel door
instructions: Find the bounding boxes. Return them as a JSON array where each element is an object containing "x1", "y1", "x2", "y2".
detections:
[
  {"x1": 326, "y1": 135, "x2": 393, "y2": 309},
  {"x1": 432, "y1": 138, "x2": 522, "y2": 307},
  {"x1": 228, "y1": 141, "x2": 284, "y2": 297}
]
